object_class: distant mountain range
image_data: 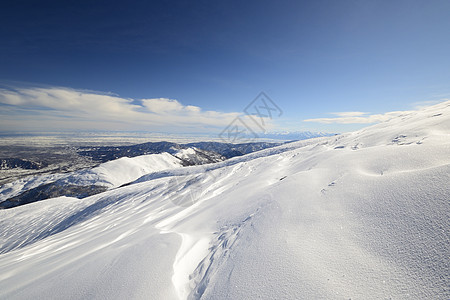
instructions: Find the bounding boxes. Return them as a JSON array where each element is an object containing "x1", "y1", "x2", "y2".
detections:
[
  {"x1": 0, "y1": 132, "x2": 332, "y2": 208},
  {"x1": 76, "y1": 131, "x2": 334, "y2": 162},
  {"x1": 77, "y1": 141, "x2": 288, "y2": 162}
]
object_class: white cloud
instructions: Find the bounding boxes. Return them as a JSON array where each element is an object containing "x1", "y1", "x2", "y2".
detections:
[
  {"x1": 304, "y1": 111, "x2": 410, "y2": 124},
  {"x1": 0, "y1": 86, "x2": 272, "y2": 133},
  {"x1": 142, "y1": 98, "x2": 185, "y2": 113},
  {"x1": 330, "y1": 111, "x2": 368, "y2": 117}
]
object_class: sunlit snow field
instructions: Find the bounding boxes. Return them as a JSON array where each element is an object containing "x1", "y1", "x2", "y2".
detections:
[{"x1": 0, "y1": 101, "x2": 449, "y2": 299}]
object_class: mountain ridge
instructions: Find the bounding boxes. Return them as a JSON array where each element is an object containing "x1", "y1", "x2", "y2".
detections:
[{"x1": 0, "y1": 101, "x2": 448, "y2": 299}]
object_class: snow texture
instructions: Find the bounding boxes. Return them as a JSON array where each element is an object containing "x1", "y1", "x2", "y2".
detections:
[{"x1": 0, "y1": 101, "x2": 449, "y2": 299}]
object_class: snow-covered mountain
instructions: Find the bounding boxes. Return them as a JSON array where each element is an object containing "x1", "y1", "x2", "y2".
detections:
[
  {"x1": 169, "y1": 147, "x2": 226, "y2": 166},
  {"x1": 77, "y1": 140, "x2": 284, "y2": 161},
  {"x1": 0, "y1": 101, "x2": 449, "y2": 299},
  {"x1": 0, "y1": 140, "x2": 272, "y2": 186},
  {"x1": 0, "y1": 148, "x2": 224, "y2": 208}
]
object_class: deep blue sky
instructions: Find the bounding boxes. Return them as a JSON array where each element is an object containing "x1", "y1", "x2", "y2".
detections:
[{"x1": 1, "y1": 0, "x2": 449, "y2": 133}]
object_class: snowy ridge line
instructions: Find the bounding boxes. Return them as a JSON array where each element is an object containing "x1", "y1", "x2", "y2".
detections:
[
  {"x1": 0, "y1": 145, "x2": 228, "y2": 208},
  {"x1": 0, "y1": 100, "x2": 448, "y2": 299},
  {"x1": 1, "y1": 141, "x2": 285, "y2": 208},
  {"x1": 131, "y1": 136, "x2": 330, "y2": 186},
  {"x1": 0, "y1": 152, "x2": 184, "y2": 203}
]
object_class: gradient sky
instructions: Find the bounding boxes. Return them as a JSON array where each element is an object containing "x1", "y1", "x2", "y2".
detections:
[{"x1": 0, "y1": 0, "x2": 449, "y2": 134}]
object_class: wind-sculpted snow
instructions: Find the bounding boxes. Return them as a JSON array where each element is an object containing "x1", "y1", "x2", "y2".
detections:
[{"x1": 0, "y1": 101, "x2": 449, "y2": 299}]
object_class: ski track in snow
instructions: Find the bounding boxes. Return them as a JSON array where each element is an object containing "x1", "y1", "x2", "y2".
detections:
[{"x1": 0, "y1": 101, "x2": 449, "y2": 299}]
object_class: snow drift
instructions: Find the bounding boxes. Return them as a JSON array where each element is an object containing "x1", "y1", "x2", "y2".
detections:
[{"x1": 0, "y1": 101, "x2": 449, "y2": 299}]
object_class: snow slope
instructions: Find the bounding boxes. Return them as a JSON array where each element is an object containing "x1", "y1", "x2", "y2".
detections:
[
  {"x1": 0, "y1": 101, "x2": 449, "y2": 299},
  {"x1": 61, "y1": 152, "x2": 183, "y2": 187},
  {"x1": 0, "y1": 152, "x2": 184, "y2": 203}
]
